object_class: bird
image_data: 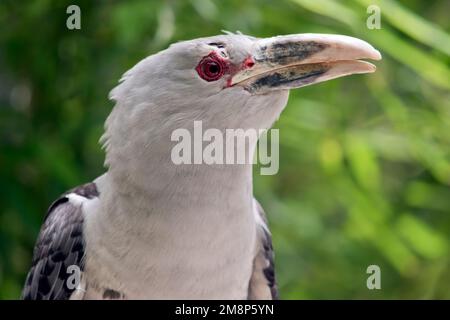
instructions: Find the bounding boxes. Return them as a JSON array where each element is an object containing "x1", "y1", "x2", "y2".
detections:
[{"x1": 21, "y1": 32, "x2": 381, "y2": 300}]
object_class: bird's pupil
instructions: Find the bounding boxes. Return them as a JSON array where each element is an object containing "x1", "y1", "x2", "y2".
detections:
[{"x1": 208, "y1": 63, "x2": 219, "y2": 74}]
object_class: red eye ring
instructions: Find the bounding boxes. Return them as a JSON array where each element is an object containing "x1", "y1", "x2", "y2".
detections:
[{"x1": 196, "y1": 53, "x2": 226, "y2": 82}]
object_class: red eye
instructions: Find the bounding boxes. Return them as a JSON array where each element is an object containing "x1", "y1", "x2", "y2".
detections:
[{"x1": 196, "y1": 53, "x2": 226, "y2": 82}]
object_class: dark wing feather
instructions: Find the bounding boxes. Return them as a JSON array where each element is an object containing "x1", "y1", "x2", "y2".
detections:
[
  {"x1": 248, "y1": 199, "x2": 278, "y2": 300},
  {"x1": 22, "y1": 182, "x2": 98, "y2": 300}
]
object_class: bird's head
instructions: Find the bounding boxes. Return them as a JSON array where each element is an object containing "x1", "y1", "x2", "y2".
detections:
[
  {"x1": 103, "y1": 33, "x2": 381, "y2": 178},
  {"x1": 108, "y1": 33, "x2": 381, "y2": 128}
]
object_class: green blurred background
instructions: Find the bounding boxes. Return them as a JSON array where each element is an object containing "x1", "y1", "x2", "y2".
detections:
[{"x1": 0, "y1": 0, "x2": 449, "y2": 299}]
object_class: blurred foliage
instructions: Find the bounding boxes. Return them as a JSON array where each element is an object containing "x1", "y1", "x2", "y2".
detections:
[{"x1": 0, "y1": 0, "x2": 449, "y2": 299}]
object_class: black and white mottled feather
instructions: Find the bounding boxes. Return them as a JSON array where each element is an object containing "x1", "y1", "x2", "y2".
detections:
[
  {"x1": 248, "y1": 200, "x2": 278, "y2": 299},
  {"x1": 22, "y1": 183, "x2": 98, "y2": 300}
]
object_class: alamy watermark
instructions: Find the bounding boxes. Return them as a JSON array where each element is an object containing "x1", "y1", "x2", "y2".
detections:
[
  {"x1": 366, "y1": 264, "x2": 381, "y2": 290},
  {"x1": 366, "y1": 5, "x2": 381, "y2": 29},
  {"x1": 171, "y1": 121, "x2": 279, "y2": 175},
  {"x1": 66, "y1": 5, "x2": 81, "y2": 30}
]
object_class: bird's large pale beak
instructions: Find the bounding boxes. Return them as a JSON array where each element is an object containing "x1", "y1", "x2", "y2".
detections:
[{"x1": 231, "y1": 34, "x2": 382, "y2": 94}]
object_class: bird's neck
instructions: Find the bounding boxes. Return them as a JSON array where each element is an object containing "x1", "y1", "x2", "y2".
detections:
[
  {"x1": 105, "y1": 160, "x2": 256, "y2": 216},
  {"x1": 94, "y1": 108, "x2": 267, "y2": 257},
  {"x1": 98, "y1": 124, "x2": 259, "y2": 222},
  {"x1": 101, "y1": 115, "x2": 261, "y2": 214}
]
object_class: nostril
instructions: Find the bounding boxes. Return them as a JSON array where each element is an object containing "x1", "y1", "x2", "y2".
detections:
[
  {"x1": 208, "y1": 64, "x2": 220, "y2": 74},
  {"x1": 243, "y1": 57, "x2": 255, "y2": 68}
]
